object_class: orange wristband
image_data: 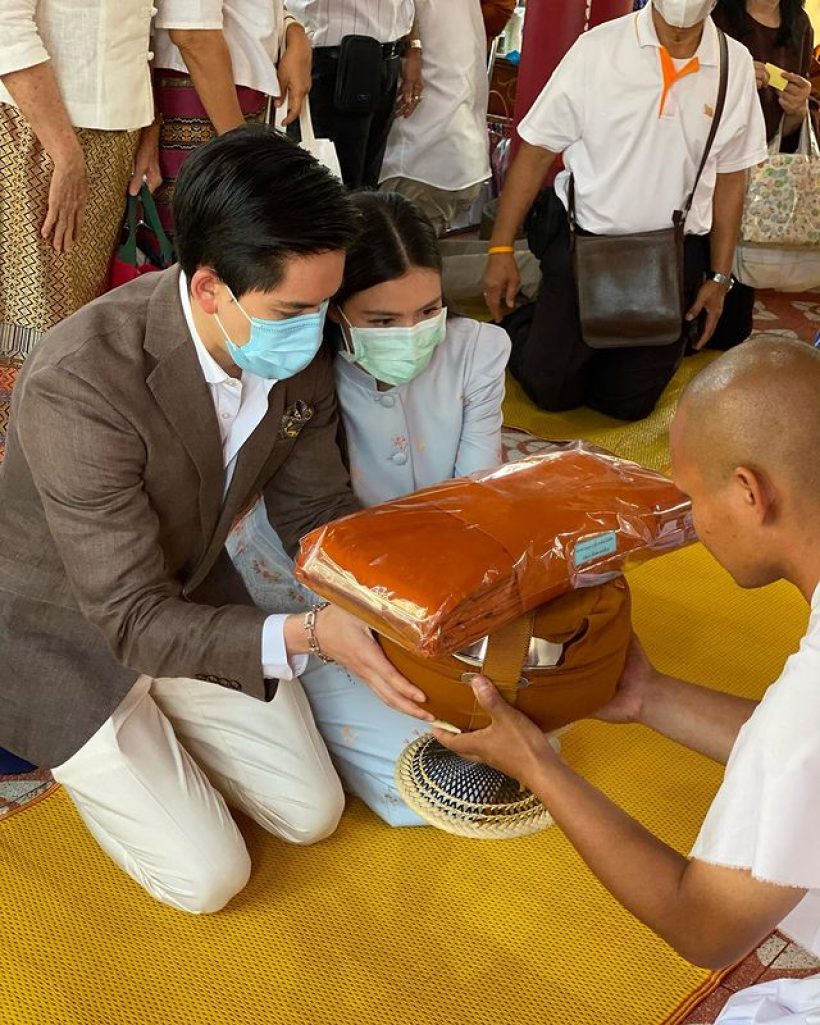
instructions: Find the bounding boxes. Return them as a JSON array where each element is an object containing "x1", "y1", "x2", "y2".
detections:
[{"x1": 487, "y1": 245, "x2": 515, "y2": 255}]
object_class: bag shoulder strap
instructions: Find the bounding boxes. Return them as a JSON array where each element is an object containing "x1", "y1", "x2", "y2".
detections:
[
  {"x1": 682, "y1": 26, "x2": 729, "y2": 220},
  {"x1": 482, "y1": 611, "x2": 536, "y2": 704}
]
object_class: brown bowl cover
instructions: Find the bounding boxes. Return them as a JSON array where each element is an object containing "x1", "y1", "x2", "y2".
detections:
[
  {"x1": 295, "y1": 440, "x2": 693, "y2": 658},
  {"x1": 380, "y1": 578, "x2": 631, "y2": 732}
]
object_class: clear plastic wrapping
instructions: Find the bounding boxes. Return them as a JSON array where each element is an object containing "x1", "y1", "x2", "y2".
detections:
[{"x1": 295, "y1": 441, "x2": 694, "y2": 657}]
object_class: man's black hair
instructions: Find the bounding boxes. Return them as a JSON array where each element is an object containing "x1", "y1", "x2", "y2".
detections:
[{"x1": 173, "y1": 124, "x2": 359, "y2": 295}]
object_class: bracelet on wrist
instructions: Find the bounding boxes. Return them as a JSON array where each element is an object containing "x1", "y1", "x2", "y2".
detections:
[
  {"x1": 488, "y1": 245, "x2": 515, "y2": 255},
  {"x1": 304, "y1": 602, "x2": 334, "y2": 663}
]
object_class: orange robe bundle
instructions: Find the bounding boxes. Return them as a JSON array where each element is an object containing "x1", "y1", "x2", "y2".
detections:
[{"x1": 295, "y1": 441, "x2": 693, "y2": 659}]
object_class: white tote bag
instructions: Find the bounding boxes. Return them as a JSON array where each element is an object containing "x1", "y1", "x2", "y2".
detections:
[
  {"x1": 274, "y1": 94, "x2": 343, "y2": 180},
  {"x1": 733, "y1": 115, "x2": 820, "y2": 291},
  {"x1": 296, "y1": 96, "x2": 343, "y2": 180}
]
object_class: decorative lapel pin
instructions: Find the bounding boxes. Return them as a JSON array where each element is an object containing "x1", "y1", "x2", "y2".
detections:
[{"x1": 280, "y1": 400, "x2": 314, "y2": 439}]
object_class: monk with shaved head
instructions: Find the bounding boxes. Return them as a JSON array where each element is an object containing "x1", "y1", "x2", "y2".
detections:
[{"x1": 436, "y1": 338, "x2": 820, "y2": 971}]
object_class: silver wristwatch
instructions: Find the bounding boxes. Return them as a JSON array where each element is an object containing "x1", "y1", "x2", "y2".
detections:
[{"x1": 710, "y1": 272, "x2": 734, "y2": 291}]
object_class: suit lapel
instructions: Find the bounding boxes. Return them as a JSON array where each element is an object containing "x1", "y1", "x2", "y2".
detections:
[
  {"x1": 147, "y1": 346, "x2": 225, "y2": 547},
  {"x1": 184, "y1": 381, "x2": 289, "y2": 596}
]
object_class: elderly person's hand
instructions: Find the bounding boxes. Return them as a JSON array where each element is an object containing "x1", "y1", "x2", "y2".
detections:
[
  {"x1": 128, "y1": 121, "x2": 163, "y2": 196},
  {"x1": 276, "y1": 22, "x2": 313, "y2": 126},
  {"x1": 432, "y1": 676, "x2": 557, "y2": 787},
  {"x1": 43, "y1": 141, "x2": 88, "y2": 254}
]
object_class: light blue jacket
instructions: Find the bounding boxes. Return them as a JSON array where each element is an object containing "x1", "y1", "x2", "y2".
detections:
[{"x1": 335, "y1": 316, "x2": 511, "y2": 506}]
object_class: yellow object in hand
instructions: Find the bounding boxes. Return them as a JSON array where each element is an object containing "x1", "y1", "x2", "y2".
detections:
[{"x1": 765, "y1": 62, "x2": 789, "y2": 91}]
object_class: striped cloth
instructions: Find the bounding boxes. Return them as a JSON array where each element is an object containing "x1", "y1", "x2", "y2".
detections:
[{"x1": 153, "y1": 70, "x2": 269, "y2": 233}]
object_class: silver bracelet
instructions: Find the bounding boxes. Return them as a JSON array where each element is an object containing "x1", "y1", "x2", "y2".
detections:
[{"x1": 304, "y1": 602, "x2": 333, "y2": 663}]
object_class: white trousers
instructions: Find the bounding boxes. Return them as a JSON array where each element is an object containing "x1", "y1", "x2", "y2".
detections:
[{"x1": 51, "y1": 674, "x2": 344, "y2": 915}]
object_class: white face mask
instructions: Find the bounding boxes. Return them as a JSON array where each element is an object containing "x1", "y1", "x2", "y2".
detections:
[{"x1": 652, "y1": 0, "x2": 716, "y2": 28}]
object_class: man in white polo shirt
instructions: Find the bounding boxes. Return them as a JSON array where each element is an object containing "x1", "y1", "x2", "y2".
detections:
[{"x1": 484, "y1": 0, "x2": 768, "y2": 422}]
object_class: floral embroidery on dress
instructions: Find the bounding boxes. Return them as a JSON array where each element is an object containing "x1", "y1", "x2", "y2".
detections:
[{"x1": 226, "y1": 497, "x2": 317, "y2": 613}]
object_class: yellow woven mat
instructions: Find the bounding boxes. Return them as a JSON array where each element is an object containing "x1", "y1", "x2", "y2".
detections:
[
  {"x1": 0, "y1": 544, "x2": 808, "y2": 1025},
  {"x1": 503, "y1": 352, "x2": 718, "y2": 471}
]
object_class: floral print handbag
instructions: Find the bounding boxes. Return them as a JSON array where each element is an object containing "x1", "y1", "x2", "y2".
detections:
[{"x1": 740, "y1": 114, "x2": 820, "y2": 249}]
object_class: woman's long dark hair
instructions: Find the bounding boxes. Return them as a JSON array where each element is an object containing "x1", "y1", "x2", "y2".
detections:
[
  {"x1": 332, "y1": 191, "x2": 442, "y2": 308},
  {"x1": 715, "y1": 0, "x2": 806, "y2": 51}
]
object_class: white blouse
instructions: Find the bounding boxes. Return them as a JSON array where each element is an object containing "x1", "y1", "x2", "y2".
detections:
[
  {"x1": 154, "y1": 0, "x2": 293, "y2": 98},
  {"x1": 334, "y1": 317, "x2": 510, "y2": 507},
  {"x1": 692, "y1": 585, "x2": 820, "y2": 956},
  {"x1": 0, "y1": 0, "x2": 156, "y2": 131}
]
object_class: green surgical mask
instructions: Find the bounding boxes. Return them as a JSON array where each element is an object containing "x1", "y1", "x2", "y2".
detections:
[{"x1": 339, "y1": 307, "x2": 447, "y2": 387}]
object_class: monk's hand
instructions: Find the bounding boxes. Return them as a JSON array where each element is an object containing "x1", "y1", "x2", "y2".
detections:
[
  {"x1": 312, "y1": 605, "x2": 434, "y2": 721},
  {"x1": 593, "y1": 633, "x2": 658, "y2": 725},
  {"x1": 432, "y1": 676, "x2": 556, "y2": 786}
]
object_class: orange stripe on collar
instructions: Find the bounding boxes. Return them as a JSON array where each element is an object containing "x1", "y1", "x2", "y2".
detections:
[{"x1": 658, "y1": 46, "x2": 700, "y2": 117}]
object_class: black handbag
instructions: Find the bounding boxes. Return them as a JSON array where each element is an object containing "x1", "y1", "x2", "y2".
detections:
[{"x1": 570, "y1": 27, "x2": 729, "y2": 349}]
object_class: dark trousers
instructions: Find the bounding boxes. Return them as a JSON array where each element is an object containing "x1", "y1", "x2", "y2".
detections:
[
  {"x1": 297, "y1": 49, "x2": 401, "y2": 188},
  {"x1": 709, "y1": 280, "x2": 756, "y2": 351},
  {"x1": 505, "y1": 206, "x2": 711, "y2": 422}
]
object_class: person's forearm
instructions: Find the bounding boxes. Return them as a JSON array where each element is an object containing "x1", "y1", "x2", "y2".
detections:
[
  {"x1": 1, "y1": 61, "x2": 81, "y2": 163},
  {"x1": 526, "y1": 758, "x2": 713, "y2": 963},
  {"x1": 489, "y1": 141, "x2": 557, "y2": 246},
  {"x1": 168, "y1": 29, "x2": 244, "y2": 134},
  {"x1": 640, "y1": 673, "x2": 757, "y2": 763},
  {"x1": 709, "y1": 170, "x2": 747, "y2": 276}
]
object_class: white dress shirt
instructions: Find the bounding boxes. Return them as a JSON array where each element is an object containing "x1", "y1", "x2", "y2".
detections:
[
  {"x1": 335, "y1": 317, "x2": 510, "y2": 507},
  {"x1": 154, "y1": 0, "x2": 293, "y2": 97},
  {"x1": 285, "y1": 0, "x2": 414, "y2": 47},
  {"x1": 692, "y1": 584, "x2": 820, "y2": 956},
  {"x1": 379, "y1": 0, "x2": 490, "y2": 191},
  {"x1": 517, "y1": 7, "x2": 768, "y2": 236},
  {"x1": 179, "y1": 273, "x2": 306, "y2": 681},
  {"x1": 0, "y1": 0, "x2": 156, "y2": 130}
]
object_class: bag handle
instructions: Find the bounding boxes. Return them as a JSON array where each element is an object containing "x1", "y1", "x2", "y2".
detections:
[
  {"x1": 138, "y1": 184, "x2": 175, "y2": 266},
  {"x1": 299, "y1": 95, "x2": 318, "y2": 148},
  {"x1": 116, "y1": 184, "x2": 175, "y2": 267},
  {"x1": 117, "y1": 193, "x2": 141, "y2": 265},
  {"x1": 482, "y1": 610, "x2": 536, "y2": 703},
  {"x1": 681, "y1": 26, "x2": 729, "y2": 222},
  {"x1": 770, "y1": 112, "x2": 819, "y2": 158}
]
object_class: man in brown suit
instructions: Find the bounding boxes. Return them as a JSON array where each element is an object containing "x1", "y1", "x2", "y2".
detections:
[{"x1": 0, "y1": 126, "x2": 430, "y2": 913}]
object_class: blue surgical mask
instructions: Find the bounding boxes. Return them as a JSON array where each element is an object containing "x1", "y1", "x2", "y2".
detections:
[
  {"x1": 215, "y1": 287, "x2": 328, "y2": 380},
  {"x1": 339, "y1": 307, "x2": 447, "y2": 387}
]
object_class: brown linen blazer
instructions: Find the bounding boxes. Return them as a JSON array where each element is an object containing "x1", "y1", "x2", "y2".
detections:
[{"x1": 0, "y1": 268, "x2": 359, "y2": 767}]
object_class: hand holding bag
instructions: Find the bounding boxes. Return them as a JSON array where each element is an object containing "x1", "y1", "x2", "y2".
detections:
[
  {"x1": 108, "y1": 185, "x2": 175, "y2": 291},
  {"x1": 570, "y1": 28, "x2": 729, "y2": 349}
]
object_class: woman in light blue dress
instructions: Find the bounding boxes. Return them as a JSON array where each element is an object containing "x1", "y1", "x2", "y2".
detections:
[{"x1": 228, "y1": 192, "x2": 510, "y2": 825}]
